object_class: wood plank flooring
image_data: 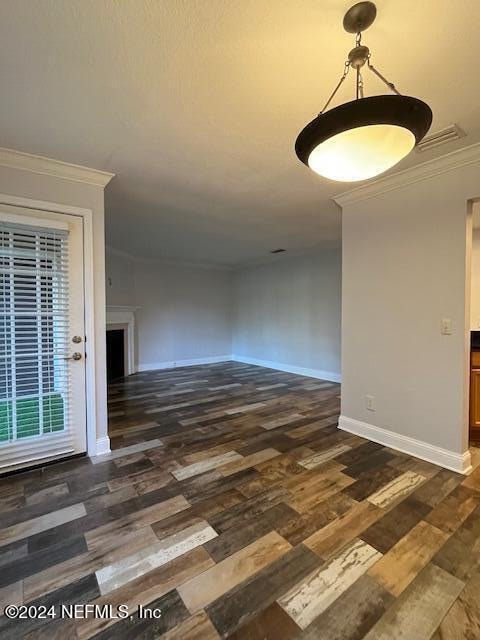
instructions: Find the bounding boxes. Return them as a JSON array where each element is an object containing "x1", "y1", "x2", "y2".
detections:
[{"x1": 0, "y1": 361, "x2": 479, "y2": 639}]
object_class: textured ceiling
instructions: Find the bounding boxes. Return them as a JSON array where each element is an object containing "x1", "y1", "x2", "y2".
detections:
[{"x1": 0, "y1": 1, "x2": 479, "y2": 266}]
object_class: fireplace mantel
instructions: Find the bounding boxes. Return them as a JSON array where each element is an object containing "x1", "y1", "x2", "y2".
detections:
[{"x1": 106, "y1": 306, "x2": 140, "y2": 375}]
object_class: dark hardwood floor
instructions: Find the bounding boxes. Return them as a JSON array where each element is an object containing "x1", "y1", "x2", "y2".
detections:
[{"x1": 1, "y1": 361, "x2": 480, "y2": 639}]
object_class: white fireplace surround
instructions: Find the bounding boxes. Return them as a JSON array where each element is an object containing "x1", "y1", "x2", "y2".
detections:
[{"x1": 106, "y1": 306, "x2": 140, "y2": 375}]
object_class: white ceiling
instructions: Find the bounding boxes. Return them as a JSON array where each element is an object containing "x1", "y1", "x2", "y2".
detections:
[{"x1": 0, "y1": 0, "x2": 479, "y2": 267}]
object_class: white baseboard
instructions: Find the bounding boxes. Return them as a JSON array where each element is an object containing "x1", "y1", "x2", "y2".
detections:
[
  {"x1": 231, "y1": 355, "x2": 341, "y2": 383},
  {"x1": 94, "y1": 436, "x2": 111, "y2": 457},
  {"x1": 138, "y1": 354, "x2": 341, "y2": 382},
  {"x1": 338, "y1": 415, "x2": 472, "y2": 475},
  {"x1": 137, "y1": 355, "x2": 232, "y2": 372}
]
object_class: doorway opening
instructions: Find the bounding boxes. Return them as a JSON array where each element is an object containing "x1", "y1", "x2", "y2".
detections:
[{"x1": 468, "y1": 203, "x2": 480, "y2": 463}]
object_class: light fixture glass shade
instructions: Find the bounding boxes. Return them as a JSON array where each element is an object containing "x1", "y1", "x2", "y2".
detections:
[
  {"x1": 307, "y1": 124, "x2": 415, "y2": 181},
  {"x1": 295, "y1": 95, "x2": 432, "y2": 182}
]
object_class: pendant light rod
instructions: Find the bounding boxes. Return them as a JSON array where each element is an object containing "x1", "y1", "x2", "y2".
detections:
[
  {"x1": 367, "y1": 59, "x2": 402, "y2": 96},
  {"x1": 319, "y1": 62, "x2": 350, "y2": 114}
]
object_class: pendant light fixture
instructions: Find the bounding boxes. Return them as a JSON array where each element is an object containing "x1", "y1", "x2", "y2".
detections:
[{"x1": 295, "y1": 1, "x2": 432, "y2": 182}]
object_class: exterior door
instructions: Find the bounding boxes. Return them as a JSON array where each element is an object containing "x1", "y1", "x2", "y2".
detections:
[{"x1": 0, "y1": 204, "x2": 86, "y2": 472}]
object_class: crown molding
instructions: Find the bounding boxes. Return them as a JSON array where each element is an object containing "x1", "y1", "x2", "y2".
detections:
[
  {"x1": 105, "y1": 245, "x2": 138, "y2": 261},
  {"x1": 332, "y1": 142, "x2": 480, "y2": 208},
  {"x1": 231, "y1": 242, "x2": 342, "y2": 271},
  {"x1": 106, "y1": 305, "x2": 141, "y2": 312},
  {"x1": 105, "y1": 245, "x2": 233, "y2": 272},
  {"x1": 0, "y1": 147, "x2": 114, "y2": 188},
  {"x1": 106, "y1": 243, "x2": 342, "y2": 272}
]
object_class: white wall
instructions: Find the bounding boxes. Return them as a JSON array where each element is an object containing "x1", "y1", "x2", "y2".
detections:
[
  {"x1": 106, "y1": 250, "x2": 233, "y2": 369},
  {"x1": 338, "y1": 149, "x2": 480, "y2": 473},
  {"x1": 232, "y1": 250, "x2": 341, "y2": 381}
]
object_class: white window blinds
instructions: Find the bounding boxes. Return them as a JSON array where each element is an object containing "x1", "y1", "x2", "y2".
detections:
[{"x1": 0, "y1": 222, "x2": 75, "y2": 470}]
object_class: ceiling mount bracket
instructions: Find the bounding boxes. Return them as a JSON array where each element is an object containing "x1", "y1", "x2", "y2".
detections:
[{"x1": 343, "y1": 1, "x2": 377, "y2": 34}]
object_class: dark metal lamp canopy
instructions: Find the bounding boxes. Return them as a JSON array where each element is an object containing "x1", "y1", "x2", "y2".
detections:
[{"x1": 295, "y1": 1, "x2": 432, "y2": 182}]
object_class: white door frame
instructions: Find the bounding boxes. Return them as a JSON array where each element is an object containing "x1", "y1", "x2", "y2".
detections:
[{"x1": 0, "y1": 192, "x2": 100, "y2": 457}]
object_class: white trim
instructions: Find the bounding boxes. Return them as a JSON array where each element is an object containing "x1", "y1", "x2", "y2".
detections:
[
  {"x1": 0, "y1": 192, "x2": 109, "y2": 459},
  {"x1": 231, "y1": 355, "x2": 341, "y2": 383},
  {"x1": 138, "y1": 355, "x2": 232, "y2": 372},
  {"x1": 1, "y1": 448, "x2": 77, "y2": 475},
  {"x1": 138, "y1": 354, "x2": 342, "y2": 382},
  {"x1": 0, "y1": 147, "x2": 114, "y2": 187},
  {"x1": 0, "y1": 193, "x2": 93, "y2": 217},
  {"x1": 79, "y1": 206, "x2": 101, "y2": 457},
  {"x1": 0, "y1": 211, "x2": 69, "y2": 230},
  {"x1": 231, "y1": 243, "x2": 342, "y2": 271},
  {"x1": 338, "y1": 415, "x2": 472, "y2": 474},
  {"x1": 95, "y1": 436, "x2": 111, "y2": 457},
  {"x1": 0, "y1": 435, "x2": 75, "y2": 474},
  {"x1": 105, "y1": 245, "x2": 138, "y2": 261},
  {"x1": 106, "y1": 306, "x2": 140, "y2": 376},
  {"x1": 106, "y1": 305, "x2": 141, "y2": 312},
  {"x1": 464, "y1": 202, "x2": 474, "y2": 453},
  {"x1": 105, "y1": 243, "x2": 344, "y2": 272},
  {"x1": 333, "y1": 142, "x2": 480, "y2": 207},
  {"x1": 105, "y1": 245, "x2": 233, "y2": 272}
]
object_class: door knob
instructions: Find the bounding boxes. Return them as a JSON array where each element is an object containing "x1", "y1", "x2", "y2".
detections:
[
  {"x1": 64, "y1": 352, "x2": 82, "y2": 361},
  {"x1": 72, "y1": 336, "x2": 83, "y2": 344}
]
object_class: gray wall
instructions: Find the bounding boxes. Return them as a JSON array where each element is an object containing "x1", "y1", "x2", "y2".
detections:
[
  {"x1": 232, "y1": 250, "x2": 341, "y2": 381},
  {"x1": 340, "y1": 161, "x2": 480, "y2": 468},
  {"x1": 106, "y1": 248, "x2": 342, "y2": 379},
  {"x1": 105, "y1": 250, "x2": 136, "y2": 308},
  {"x1": 106, "y1": 250, "x2": 233, "y2": 369}
]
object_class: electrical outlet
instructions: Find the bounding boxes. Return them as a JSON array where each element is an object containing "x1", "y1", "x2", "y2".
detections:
[{"x1": 365, "y1": 395, "x2": 376, "y2": 411}]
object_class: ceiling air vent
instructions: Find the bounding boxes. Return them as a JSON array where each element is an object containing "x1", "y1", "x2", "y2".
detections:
[
  {"x1": 270, "y1": 249, "x2": 286, "y2": 254},
  {"x1": 415, "y1": 124, "x2": 465, "y2": 153}
]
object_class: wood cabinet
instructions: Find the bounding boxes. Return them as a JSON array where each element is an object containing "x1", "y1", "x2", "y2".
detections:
[{"x1": 470, "y1": 351, "x2": 480, "y2": 442}]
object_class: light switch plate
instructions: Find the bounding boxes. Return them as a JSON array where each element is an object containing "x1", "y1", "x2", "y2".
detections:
[{"x1": 441, "y1": 318, "x2": 452, "y2": 335}]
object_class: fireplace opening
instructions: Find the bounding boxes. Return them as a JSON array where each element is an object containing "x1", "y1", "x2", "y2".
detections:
[{"x1": 106, "y1": 328, "x2": 126, "y2": 383}]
